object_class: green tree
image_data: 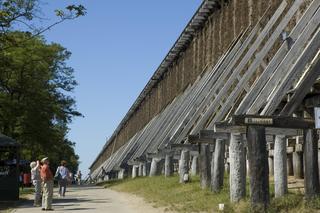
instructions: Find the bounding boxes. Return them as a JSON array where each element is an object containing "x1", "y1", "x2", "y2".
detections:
[
  {"x1": 0, "y1": 31, "x2": 82, "y2": 172},
  {"x1": 0, "y1": 0, "x2": 86, "y2": 50}
]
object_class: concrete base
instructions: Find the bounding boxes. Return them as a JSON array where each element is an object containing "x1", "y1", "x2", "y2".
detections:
[
  {"x1": 191, "y1": 155, "x2": 199, "y2": 176},
  {"x1": 229, "y1": 133, "x2": 246, "y2": 202},
  {"x1": 274, "y1": 135, "x2": 288, "y2": 198},
  {"x1": 293, "y1": 152, "x2": 303, "y2": 179}
]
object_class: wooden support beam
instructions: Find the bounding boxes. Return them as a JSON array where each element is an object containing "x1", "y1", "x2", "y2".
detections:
[
  {"x1": 231, "y1": 115, "x2": 314, "y2": 129},
  {"x1": 229, "y1": 133, "x2": 246, "y2": 202},
  {"x1": 304, "y1": 129, "x2": 320, "y2": 198},
  {"x1": 188, "y1": 134, "x2": 216, "y2": 144},
  {"x1": 200, "y1": 130, "x2": 230, "y2": 140},
  {"x1": 211, "y1": 139, "x2": 226, "y2": 192},
  {"x1": 293, "y1": 152, "x2": 303, "y2": 179},
  {"x1": 247, "y1": 126, "x2": 269, "y2": 210},
  {"x1": 170, "y1": 143, "x2": 199, "y2": 152},
  {"x1": 274, "y1": 135, "x2": 288, "y2": 198},
  {"x1": 199, "y1": 144, "x2": 211, "y2": 189},
  {"x1": 281, "y1": 55, "x2": 320, "y2": 116},
  {"x1": 179, "y1": 150, "x2": 190, "y2": 183},
  {"x1": 165, "y1": 154, "x2": 174, "y2": 177},
  {"x1": 149, "y1": 158, "x2": 164, "y2": 177},
  {"x1": 191, "y1": 155, "x2": 199, "y2": 176},
  {"x1": 237, "y1": 0, "x2": 320, "y2": 115}
]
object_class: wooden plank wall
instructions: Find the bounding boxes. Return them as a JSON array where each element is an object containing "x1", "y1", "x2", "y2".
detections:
[{"x1": 90, "y1": 0, "x2": 310, "y2": 172}]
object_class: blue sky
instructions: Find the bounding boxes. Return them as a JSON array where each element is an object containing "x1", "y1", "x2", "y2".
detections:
[{"x1": 40, "y1": 1, "x2": 201, "y2": 176}]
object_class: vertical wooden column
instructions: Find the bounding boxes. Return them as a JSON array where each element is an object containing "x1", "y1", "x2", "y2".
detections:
[
  {"x1": 212, "y1": 139, "x2": 226, "y2": 192},
  {"x1": 191, "y1": 155, "x2": 199, "y2": 176},
  {"x1": 142, "y1": 162, "x2": 147, "y2": 177},
  {"x1": 149, "y1": 158, "x2": 160, "y2": 177},
  {"x1": 229, "y1": 133, "x2": 246, "y2": 202},
  {"x1": 200, "y1": 144, "x2": 211, "y2": 189},
  {"x1": 247, "y1": 126, "x2": 269, "y2": 210},
  {"x1": 138, "y1": 163, "x2": 143, "y2": 176},
  {"x1": 179, "y1": 150, "x2": 190, "y2": 183},
  {"x1": 210, "y1": 151, "x2": 215, "y2": 187},
  {"x1": 268, "y1": 156, "x2": 274, "y2": 176},
  {"x1": 287, "y1": 153, "x2": 294, "y2": 176},
  {"x1": 293, "y1": 151, "x2": 303, "y2": 179},
  {"x1": 118, "y1": 169, "x2": 125, "y2": 179},
  {"x1": 165, "y1": 154, "x2": 174, "y2": 177},
  {"x1": 132, "y1": 165, "x2": 138, "y2": 179},
  {"x1": 274, "y1": 135, "x2": 288, "y2": 197},
  {"x1": 304, "y1": 129, "x2": 320, "y2": 198}
]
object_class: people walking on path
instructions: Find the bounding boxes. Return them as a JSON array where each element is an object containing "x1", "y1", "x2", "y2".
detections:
[
  {"x1": 30, "y1": 160, "x2": 41, "y2": 207},
  {"x1": 76, "y1": 170, "x2": 82, "y2": 185},
  {"x1": 55, "y1": 160, "x2": 70, "y2": 197},
  {"x1": 40, "y1": 157, "x2": 54, "y2": 211}
]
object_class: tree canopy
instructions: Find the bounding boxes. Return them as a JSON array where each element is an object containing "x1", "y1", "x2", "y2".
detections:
[{"x1": 0, "y1": 0, "x2": 85, "y2": 173}]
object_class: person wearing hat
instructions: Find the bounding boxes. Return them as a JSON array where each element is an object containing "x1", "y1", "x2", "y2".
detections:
[
  {"x1": 30, "y1": 160, "x2": 41, "y2": 206},
  {"x1": 40, "y1": 157, "x2": 53, "y2": 211}
]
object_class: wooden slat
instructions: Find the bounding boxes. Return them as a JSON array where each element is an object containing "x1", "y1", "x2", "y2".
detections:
[
  {"x1": 207, "y1": 0, "x2": 305, "y2": 127},
  {"x1": 245, "y1": 2, "x2": 320, "y2": 115},
  {"x1": 232, "y1": 115, "x2": 314, "y2": 129},
  {"x1": 190, "y1": 1, "x2": 289, "y2": 132},
  {"x1": 262, "y1": 27, "x2": 320, "y2": 115},
  {"x1": 280, "y1": 55, "x2": 320, "y2": 116}
]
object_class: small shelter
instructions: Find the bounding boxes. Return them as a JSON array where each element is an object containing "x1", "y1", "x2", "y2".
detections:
[{"x1": 0, "y1": 134, "x2": 20, "y2": 200}]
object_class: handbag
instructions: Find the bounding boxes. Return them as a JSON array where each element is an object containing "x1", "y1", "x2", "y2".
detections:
[{"x1": 54, "y1": 167, "x2": 62, "y2": 180}]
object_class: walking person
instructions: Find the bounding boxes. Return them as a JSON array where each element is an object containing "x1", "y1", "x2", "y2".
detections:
[
  {"x1": 40, "y1": 157, "x2": 53, "y2": 211},
  {"x1": 76, "y1": 170, "x2": 82, "y2": 185},
  {"x1": 30, "y1": 160, "x2": 41, "y2": 207},
  {"x1": 55, "y1": 160, "x2": 70, "y2": 197}
]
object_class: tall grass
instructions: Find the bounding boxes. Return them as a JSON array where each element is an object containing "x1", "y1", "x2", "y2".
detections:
[{"x1": 106, "y1": 175, "x2": 320, "y2": 213}]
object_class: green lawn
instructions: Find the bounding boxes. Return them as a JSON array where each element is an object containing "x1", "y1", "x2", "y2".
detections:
[{"x1": 104, "y1": 175, "x2": 320, "y2": 213}]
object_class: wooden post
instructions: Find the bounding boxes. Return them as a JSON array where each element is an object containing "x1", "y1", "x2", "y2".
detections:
[
  {"x1": 165, "y1": 154, "x2": 174, "y2": 177},
  {"x1": 212, "y1": 139, "x2": 225, "y2": 192},
  {"x1": 268, "y1": 156, "x2": 274, "y2": 176},
  {"x1": 293, "y1": 152, "x2": 303, "y2": 179},
  {"x1": 211, "y1": 150, "x2": 215, "y2": 186},
  {"x1": 274, "y1": 135, "x2": 288, "y2": 197},
  {"x1": 132, "y1": 165, "x2": 138, "y2": 179},
  {"x1": 304, "y1": 129, "x2": 320, "y2": 198},
  {"x1": 142, "y1": 162, "x2": 148, "y2": 177},
  {"x1": 179, "y1": 150, "x2": 190, "y2": 183},
  {"x1": 287, "y1": 153, "x2": 294, "y2": 176},
  {"x1": 138, "y1": 163, "x2": 143, "y2": 176},
  {"x1": 191, "y1": 155, "x2": 199, "y2": 176},
  {"x1": 229, "y1": 133, "x2": 246, "y2": 202},
  {"x1": 247, "y1": 126, "x2": 269, "y2": 210},
  {"x1": 118, "y1": 169, "x2": 125, "y2": 179},
  {"x1": 200, "y1": 144, "x2": 211, "y2": 189},
  {"x1": 225, "y1": 162, "x2": 230, "y2": 174},
  {"x1": 150, "y1": 158, "x2": 161, "y2": 177}
]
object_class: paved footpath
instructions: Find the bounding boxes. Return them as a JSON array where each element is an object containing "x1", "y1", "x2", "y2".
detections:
[{"x1": 12, "y1": 185, "x2": 167, "y2": 213}]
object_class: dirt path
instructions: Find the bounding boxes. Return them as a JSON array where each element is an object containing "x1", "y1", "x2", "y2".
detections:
[{"x1": 12, "y1": 185, "x2": 167, "y2": 213}]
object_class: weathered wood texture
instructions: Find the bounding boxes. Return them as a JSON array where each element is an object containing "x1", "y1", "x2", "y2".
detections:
[
  {"x1": 149, "y1": 158, "x2": 163, "y2": 177},
  {"x1": 179, "y1": 150, "x2": 190, "y2": 183},
  {"x1": 165, "y1": 154, "x2": 174, "y2": 177},
  {"x1": 247, "y1": 126, "x2": 269, "y2": 209},
  {"x1": 273, "y1": 135, "x2": 288, "y2": 198},
  {"x1": 211, "y1": 139, "x2": 225, "y2": 192},
  {"x1": 304, "y1": 129, "x2": 320, "y2": 199},
  {"x1": 191, "y1": 155, "x2": 199, "y2": 176},
  {"x1": 293, "y1": 152, "x2": 303, "y2": 179},
  {"x1": 200, "y1": 144, "x2": 211, "y2": 189},
  {"x1": 229, "y1": 133, "x2": 246, "y2": 202},
  {"x1": 91, "y1": 0, "x2": 288, "y2": 172},
  {"x1": 268, "y1": 156, "x2": 274, "y2": 176}
]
